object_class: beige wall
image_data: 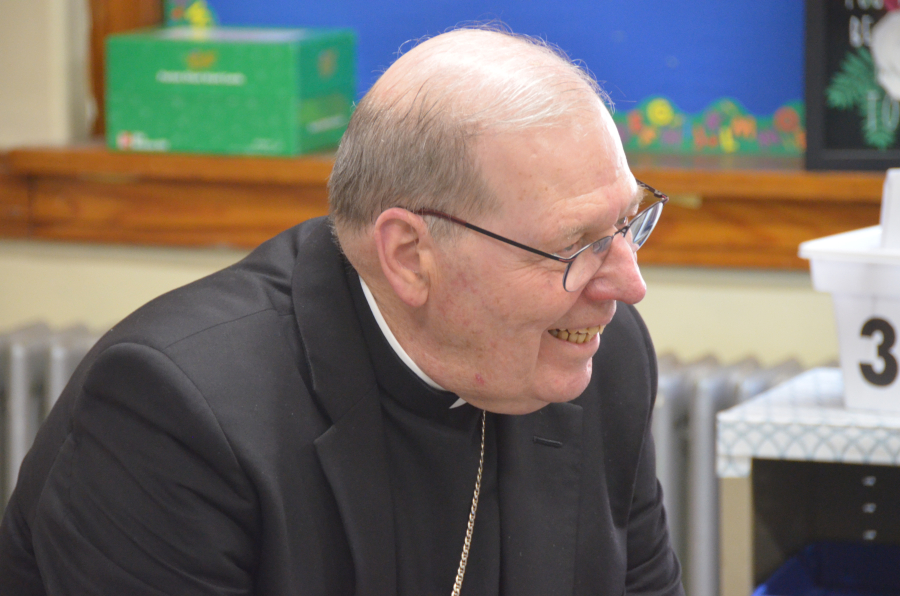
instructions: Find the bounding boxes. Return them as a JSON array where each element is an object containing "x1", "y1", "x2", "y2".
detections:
[
  {"x1": 0, "y1": 240, "x2": 247, "y2": 330},
  {"x1": 0, "y1": 239, "x2": 839, "y2": 367},
  {"x1": 0, "y1": 0, "x2": 92, "y2": 148},
  {"x1": 639, "y1": 266, "x2": 837, "y2": 367}
]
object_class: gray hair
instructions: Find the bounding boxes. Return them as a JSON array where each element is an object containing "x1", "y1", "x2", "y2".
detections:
[{"x1": 328, "y1": 26, "x2": 612, "y2": 237}]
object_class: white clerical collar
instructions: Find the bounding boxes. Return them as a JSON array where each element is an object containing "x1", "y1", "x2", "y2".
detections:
[{"x1": 359, "y1": 276, "x2": 466, "y2": 408}]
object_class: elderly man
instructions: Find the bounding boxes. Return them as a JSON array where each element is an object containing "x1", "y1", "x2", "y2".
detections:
[{"x1": 0, "y1": 28, "x2": 682, "y2": 596}]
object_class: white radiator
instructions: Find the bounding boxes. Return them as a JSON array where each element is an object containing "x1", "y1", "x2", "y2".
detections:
[
  {"x1": 0, "y1": 323, "x2": 99, "y2": 505},
  {"x1": 654, "y1": 354, "x2": 804, "y2": 596}
]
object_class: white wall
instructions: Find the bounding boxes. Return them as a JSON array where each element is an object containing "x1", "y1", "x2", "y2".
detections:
[{"x1": 0, "y1": 239, "x2": 839, "y2": 367}]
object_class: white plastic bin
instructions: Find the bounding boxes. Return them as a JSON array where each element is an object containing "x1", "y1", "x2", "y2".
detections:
[{"x1": 800, "y1": 225, "x2": 900, "y2": 411}]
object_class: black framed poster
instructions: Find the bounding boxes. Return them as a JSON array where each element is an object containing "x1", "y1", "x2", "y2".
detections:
[{"x1": 806, "y1": 0, "x2": 900, "y2": 170}]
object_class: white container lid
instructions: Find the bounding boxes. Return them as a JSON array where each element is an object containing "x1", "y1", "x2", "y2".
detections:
[
  {"x1": 800, "y1": 226, "x2": 900, "y2": 296},
  {"x1": 798, "y1": 225, "x2": 900, "y2": 265}
]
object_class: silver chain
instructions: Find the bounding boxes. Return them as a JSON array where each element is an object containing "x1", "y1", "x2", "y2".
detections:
[{"x1": 451, "y1": 409, "x2": 486, "y2": 596}]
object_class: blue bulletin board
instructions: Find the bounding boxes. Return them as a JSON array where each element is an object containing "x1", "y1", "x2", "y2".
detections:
[{"x1": 166, "y1": 1, "x2": 807, "y2": 156}]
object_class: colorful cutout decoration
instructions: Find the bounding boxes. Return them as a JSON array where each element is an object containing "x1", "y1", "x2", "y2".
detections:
[
  {"x1": 166, "y1": 0, "x2": 219, "y2": 28},
  {"x1": 613, "y1": 97, "x2": 805, "y2": 157}
]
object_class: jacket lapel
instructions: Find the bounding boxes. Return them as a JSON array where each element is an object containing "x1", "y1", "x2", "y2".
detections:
[
  {"x1": 291, "y1": 219, "x2": 397, "y2": 596},
  {"x1": 314, "y1": 393, "x2": 397, "y2": 596},
  {"x1": 498, "y1": 402, "x2": 584, "y2": 596}
]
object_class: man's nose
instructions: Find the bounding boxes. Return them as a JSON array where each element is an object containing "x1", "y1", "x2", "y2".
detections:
[{"x1": 580, "y1": 233, "x2": 647, "y2": 304}]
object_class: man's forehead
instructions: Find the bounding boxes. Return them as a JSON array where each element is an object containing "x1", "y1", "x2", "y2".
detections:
[
  {"x1": 474, "y1": 113, "x2": 630, "y2": 208},
  {"x1": 553, "y1": 180, "x2": 642, "y2": 237}
]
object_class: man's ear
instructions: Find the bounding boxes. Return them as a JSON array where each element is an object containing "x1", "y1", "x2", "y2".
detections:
[{"x1": 372, "y1": 208, "x2": 434, "y2": 307}]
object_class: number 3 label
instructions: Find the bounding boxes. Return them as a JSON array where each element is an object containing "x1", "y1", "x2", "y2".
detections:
[{"x1": 860, "y1": 317, "x2": 899, "y2": 387}]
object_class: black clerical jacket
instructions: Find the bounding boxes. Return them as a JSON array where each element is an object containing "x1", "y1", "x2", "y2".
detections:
[{"x1": 0, "y1": 217, "x2": 683, "y2": 596}]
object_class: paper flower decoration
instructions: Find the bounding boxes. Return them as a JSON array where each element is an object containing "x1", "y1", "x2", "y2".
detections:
[{"x1": 872, "y1": 10, "x2": 900, "y2": 101}]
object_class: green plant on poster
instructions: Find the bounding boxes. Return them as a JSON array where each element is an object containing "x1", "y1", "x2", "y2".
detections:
[{"x1": 826, "y1": 47, "x2": 898, "y2": 150}]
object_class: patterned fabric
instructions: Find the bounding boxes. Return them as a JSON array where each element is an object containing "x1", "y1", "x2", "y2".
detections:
[{"x1": 717, "y1": 368, "x2": 900, "y2": 477}]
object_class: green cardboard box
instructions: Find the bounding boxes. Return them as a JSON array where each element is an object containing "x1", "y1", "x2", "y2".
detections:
[{"x1": 106, "y1": 27, "x2": 356, "y2": 156}]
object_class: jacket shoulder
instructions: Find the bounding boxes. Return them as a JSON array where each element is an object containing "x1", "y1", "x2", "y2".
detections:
[{"x1": 107, "y1": 219, "x2": 325, "y2": 351}]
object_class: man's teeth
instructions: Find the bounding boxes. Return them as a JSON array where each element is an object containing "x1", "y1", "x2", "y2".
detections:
[{"x1": 548, "y1": 326, "x2": 605, "y2": 344}]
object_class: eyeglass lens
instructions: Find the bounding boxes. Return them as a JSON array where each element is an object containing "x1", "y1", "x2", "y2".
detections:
[{"x1": 562, "y1": 199, "x2": 665, "y2": 292}]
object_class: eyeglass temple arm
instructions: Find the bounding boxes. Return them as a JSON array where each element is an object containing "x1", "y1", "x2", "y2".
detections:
[
  {"x1": 636, "y1": 180, "x2": 670, "y2": 205},
  {"x1": 413, "y1": 208, "x2": 575, "y2": 264}
]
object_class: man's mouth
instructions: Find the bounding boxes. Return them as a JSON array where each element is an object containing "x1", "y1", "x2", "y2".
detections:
[{"x1": 548, "y1": 325, "x2": 605, "y2": 344}]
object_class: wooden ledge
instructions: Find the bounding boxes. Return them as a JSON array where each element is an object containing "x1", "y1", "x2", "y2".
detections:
[
  {"x1": 1, "y1": 145, "x2": 888, "y2": 269},
  {"x1": 8, "y1": 146, "x2": 886, "y2": 201},
  {"x1": 628, "y1": 153, "x2": 884, "y2": 202},
  {"x1": 7, "y1": 142, "x2": 334, "y2": 185},
  {"x1": 0, "y1": 153, "x2": 30, "y2": 237}
]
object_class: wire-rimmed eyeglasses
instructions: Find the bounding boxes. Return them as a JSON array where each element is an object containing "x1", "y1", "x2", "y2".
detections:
[{"x1": 414, "y1": 180, "x2": 669, "y2": 292}]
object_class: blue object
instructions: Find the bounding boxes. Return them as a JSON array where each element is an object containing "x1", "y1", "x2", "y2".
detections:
[
  {"x1": 753, "y1": 542, "x2": 900, "y2": 596},
  {"x1": 187, "y1": 1, "x2": 804, "y2": 114}
]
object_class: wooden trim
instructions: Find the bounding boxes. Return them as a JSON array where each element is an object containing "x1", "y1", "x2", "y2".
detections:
[
  {"x1": 628, "y1": 153, "x2": 884, "y2": 202},
  {"x1": 632, "y1": 166, "x2": 883, "y2": 203},
  {"x1": 9, "y1": 147, "x2": 886, "y2": 201},
  {"x1": 3, "y1": 146, "x2": 887, "y2": 269},
  {"x1": 636, "y1": 197, "x2": 881, "y2": 269},
  {"x1": 0, "y1": 153, "x2": 30, "y2": 237},
  {"x1": 7, "y1": 143, "x2": 334, "y2": 185},
  {"x1": 88, "y1": 0, "x2": 163, "y2": 136},
  {"x1": 29, "y1": 177, "x2": 327, "y2": 249}
]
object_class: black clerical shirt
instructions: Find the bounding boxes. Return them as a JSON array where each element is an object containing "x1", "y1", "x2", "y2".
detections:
[{"x1": 349, "y1": 273, "x2": 502, "y2": 596}]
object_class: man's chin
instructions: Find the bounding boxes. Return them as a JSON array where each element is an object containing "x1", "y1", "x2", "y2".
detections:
[
  {"x1": 459, "y1": 361, "x2": 593, "y2": 414},
  {"x1": 535, "y1": 370, "x2": 593, "y2": 406},
  {"x1": 470, "y1": 384, "x2": 585, "y2": 415},
  {"x1": 540, "y1": 358, "x2": 593, "y2": 399}
]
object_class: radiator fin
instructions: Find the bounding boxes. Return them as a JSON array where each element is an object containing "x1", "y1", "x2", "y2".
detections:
[
  {"x1": 0, "y1": 324, "x2": 99, "y2": 503},
  {"x1": 655, "y1": 353, "x2": 803, "y2": 596}
]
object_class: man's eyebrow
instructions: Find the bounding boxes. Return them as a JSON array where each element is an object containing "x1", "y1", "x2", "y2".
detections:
[
  {"x1": 627, "y1": 186, "x2": 645, "y2": 213},
  {"x1": 559, "y1": 223, "x2": 585, "y2": 241},
  {"x1": 554, "y1": 184, "x2": 647, "y2": 242}
]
